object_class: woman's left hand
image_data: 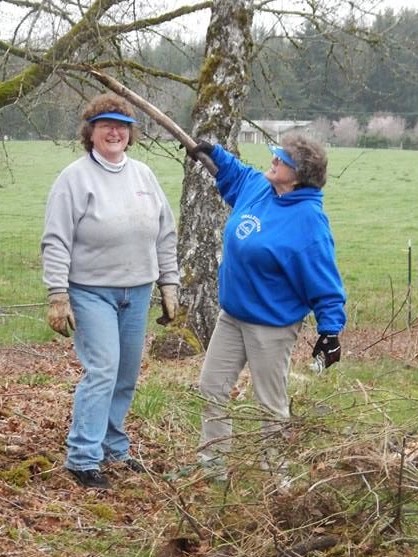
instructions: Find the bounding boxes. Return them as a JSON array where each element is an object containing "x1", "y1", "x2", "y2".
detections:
[
  {"x1": 156, "y1": 284, "x2": 179, "y2": 325},
  {"x1": 312, "y1": 334, "x2": 341, "y2": 368}
]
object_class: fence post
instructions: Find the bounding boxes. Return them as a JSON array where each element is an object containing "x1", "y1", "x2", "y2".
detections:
[{"x1": 407, "y1": 239, "x2": 412, "y2": 328}]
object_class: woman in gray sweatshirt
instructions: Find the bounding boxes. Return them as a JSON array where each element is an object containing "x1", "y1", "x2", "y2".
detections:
[{"x1": 41, "y1": 92, "x2": 179, "y2": 489}]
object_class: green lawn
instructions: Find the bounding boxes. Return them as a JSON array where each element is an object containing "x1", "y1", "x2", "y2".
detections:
[
  {"x1": 1, "y1": 141, "x2": 418, "y2": 557},
  {"x1": 1, "y1": 140, "x2": 418, "y2": 344}
]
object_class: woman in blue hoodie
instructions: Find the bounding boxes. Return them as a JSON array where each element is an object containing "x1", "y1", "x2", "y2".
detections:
[{"x1": 190, "y1": 133, "x2": 346, "y2": 478}]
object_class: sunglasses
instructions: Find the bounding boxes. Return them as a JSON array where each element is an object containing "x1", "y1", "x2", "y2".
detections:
[{"x1": 268, "y1": 144, "x2": 298, "y2": 170}]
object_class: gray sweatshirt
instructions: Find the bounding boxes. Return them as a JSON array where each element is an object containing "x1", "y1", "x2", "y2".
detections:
[{"x1": 41, "y1": 154, "x2": 179, "y2": 292}]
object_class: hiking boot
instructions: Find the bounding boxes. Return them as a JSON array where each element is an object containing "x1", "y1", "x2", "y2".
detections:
[
  {"x1": 198, "y1": 454, "x2": 229, "y2": 482},
  {"x1": 123, "y1": 458, "x2": 146, "y2": 473},
  {"x1": 67, "y1": 468, "x2": 111, "y2": 489}
]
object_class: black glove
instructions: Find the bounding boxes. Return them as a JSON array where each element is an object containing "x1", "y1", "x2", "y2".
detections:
[
  {"x1": 188, "y1": 140, "x2": 214, "y2": 161},
  {"x1": 312, "y1": 334, "x2": 341, "y2": 368}
]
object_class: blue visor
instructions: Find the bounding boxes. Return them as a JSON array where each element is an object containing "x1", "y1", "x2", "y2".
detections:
[
  {"x1": 268, "y1": 144, "x2": 297, "y2": 170},
  {"x1": 87, "y1": 112, "x2": 137, "y2": 124}
]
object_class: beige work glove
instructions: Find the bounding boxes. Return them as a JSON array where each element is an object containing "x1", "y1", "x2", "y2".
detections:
[
  {"x1": 156, "y1": 284, "x2": 179, "y2": 326},
  {"x1": 47, "y1": 292, "x2": 76, "y2": 337}
]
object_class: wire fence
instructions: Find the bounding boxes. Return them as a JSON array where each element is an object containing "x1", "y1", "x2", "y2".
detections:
[
  {"x1": 1, "y1": 215, "x2": 50, "y2": 346},
  {"x1": 1, "y1": 142, "x2": 417, "y2": 347},
  {"x1": 0, "y1": 217, "x2": 416, "y2": 347}
]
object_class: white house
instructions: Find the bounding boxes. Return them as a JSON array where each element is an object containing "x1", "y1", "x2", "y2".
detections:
[{"x1": 238, "y1": 120, "x2": 313, "y2": 144}]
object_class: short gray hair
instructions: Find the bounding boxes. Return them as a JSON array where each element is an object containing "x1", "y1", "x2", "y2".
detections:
[{"x1": 282, "y1": 133, "x2": 327, "y2": 188}]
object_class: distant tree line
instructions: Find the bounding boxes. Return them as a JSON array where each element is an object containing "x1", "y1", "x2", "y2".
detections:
[
  {"x1": 310, "y1": 113, "x2": 418, "y2": 148},
  {"x1": 2, "y1": 6, "x2": 418, "y2": 144},
  {"x1": 248, "y1": 9, "x2": 418, "y2": 124}
]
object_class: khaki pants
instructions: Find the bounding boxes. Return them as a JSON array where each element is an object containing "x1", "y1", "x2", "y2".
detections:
[{"x1": 199, "y1": 310, "x2": 302, "y2": 459}]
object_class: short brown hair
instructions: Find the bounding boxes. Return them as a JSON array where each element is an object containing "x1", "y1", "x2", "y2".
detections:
[
  {"x1": 281, "y1": 133, "x2": 327, "y2": 188},
  {"x1": 79, "y1": 92, "x2": 138, "y2": 152}
]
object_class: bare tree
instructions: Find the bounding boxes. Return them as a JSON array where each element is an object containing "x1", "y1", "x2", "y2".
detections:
[
  {"x1": 177, "y1": 0, "x2": 254, "y2": 348},
  {"x1": 0, "y1": 0, "x2": 210, "y2": 108},
  {"x1": 311, "y1": 116, "x2": 332, "y2": 143},
  {"x1": 333, "y1": 116, "x2": 361, "y2": 146},
  {"x1": 367, "y1": 113, "x2": 406, "y2": 146}
]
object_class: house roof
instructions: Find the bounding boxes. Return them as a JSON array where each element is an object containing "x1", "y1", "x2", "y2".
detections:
[{"x1": 240, "y1": 120, "x2": 312, "y2": 133}]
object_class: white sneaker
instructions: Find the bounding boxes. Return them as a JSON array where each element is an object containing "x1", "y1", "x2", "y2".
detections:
[
  {"x1": 259, "y1": 452, "x2": 292, "y2": 489},
  {"x1": 260, "y1": 455, "x2": 293, "y2": 490},
  {"x1": 259, "y1": 450, "x2": 289, "y2": 472}
]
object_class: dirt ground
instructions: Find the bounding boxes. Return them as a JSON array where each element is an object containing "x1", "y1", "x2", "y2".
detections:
[
  {"x1": 0, "y1": 327, "x2": 417, "y2": 556},
  {"x1": 1, "y1": 325, "x2": 418, "y2": 377},
  {"x1": 1, "y1": 327, "x2": 417, "y2": 467},
  {"x1": 1, "y1": 327, "x2": 417, "y2": 476}
]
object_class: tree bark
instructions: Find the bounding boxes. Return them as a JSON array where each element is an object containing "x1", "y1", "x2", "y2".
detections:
[{"x1": 178, "y1": 0, "x2": 254, "y2": 349}]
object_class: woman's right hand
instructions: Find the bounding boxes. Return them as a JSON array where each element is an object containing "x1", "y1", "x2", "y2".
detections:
[{"x1": 156, "y1": 284, "x2": 179, "y2": 326}]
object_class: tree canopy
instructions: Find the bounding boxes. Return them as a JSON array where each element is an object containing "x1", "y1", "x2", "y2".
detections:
[{"x1": 1, "y1": 1, "x2": 418, "y2": 139}]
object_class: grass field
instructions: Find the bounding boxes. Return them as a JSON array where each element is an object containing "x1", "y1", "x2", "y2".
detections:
[
  {"x1": 1, "y1": 141, "x2": 418, "y2": 556},
  {"x1": 1, "y1": 140, "x2": 418, "y2": 345}
]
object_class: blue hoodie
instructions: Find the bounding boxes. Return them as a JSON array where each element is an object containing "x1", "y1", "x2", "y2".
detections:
[{"x1": 211, "y1": 144, "x2": 346, "y2": 334}]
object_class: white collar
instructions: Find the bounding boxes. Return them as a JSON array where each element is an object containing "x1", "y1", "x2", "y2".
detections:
[{"x1": 91, "y1": 149, "x2": 127, "y2": 173}]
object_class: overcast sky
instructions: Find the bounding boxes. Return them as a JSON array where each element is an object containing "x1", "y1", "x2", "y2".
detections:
[
  {"x1": 0, "y1": 0, "x2": 417, "y2": 42},
  {"x1": 381, "y1": 0, "x2": 417, "y2": 7}
]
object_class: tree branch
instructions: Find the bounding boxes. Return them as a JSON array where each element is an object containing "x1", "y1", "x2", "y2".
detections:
[
  {"x1": 0, "y1": 0, "x2": 124, "y2": 107},
  {"x1": 0, "y1": 0, "x2": 210, "y2": 108},
  {"x1": 103, "y1": 1, "x2": 213, "y2": 34},
  {"x1": 2, "y1": 0, "x2": 77, "y2": 26}
]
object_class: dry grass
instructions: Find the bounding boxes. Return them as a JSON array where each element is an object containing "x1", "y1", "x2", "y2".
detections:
[{"x1": 0, "y1": 329, "x2": 418, "y2": 557}]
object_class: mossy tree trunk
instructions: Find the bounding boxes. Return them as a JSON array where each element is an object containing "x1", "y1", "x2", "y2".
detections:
[{"x1": 177, "y1": 0, "x2": 254, "y2": 349}]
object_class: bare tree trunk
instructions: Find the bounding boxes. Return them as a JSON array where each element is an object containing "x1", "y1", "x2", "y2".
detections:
[{"x1": 178, "y1": 0, "x2": 254, "y2": 349}]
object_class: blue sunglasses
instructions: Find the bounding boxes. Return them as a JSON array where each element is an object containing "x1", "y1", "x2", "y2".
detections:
[{"x1": 268, "y1": 144, "x2": 298, "y2": 170}]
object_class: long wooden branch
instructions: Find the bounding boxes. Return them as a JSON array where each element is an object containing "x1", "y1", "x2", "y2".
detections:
[{"x1": 88, "y1": 69, "x2": 218, "y2": 176}]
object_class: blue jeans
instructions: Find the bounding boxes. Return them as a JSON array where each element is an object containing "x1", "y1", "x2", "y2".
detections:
[{"x1": 66, "y1": 283, "x2": 152, "y2": 471}]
